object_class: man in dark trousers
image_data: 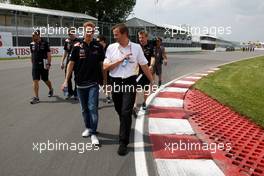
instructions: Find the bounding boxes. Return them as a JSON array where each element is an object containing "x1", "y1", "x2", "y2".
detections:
[
  {"x1": 103, "y1": 23, "x2": 154, "y2": 156},
  {"x1": 30, "y1": 30, "x2": 54, "y2": 104},
  {"x1": 60, "y1": 27, "x2": 80, "y2": 100},
  {"x1": 61, "y1": 22, "x2": 104, "y2": 145}
]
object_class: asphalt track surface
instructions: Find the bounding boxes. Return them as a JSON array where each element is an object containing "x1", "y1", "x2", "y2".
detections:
[{"x1": 0, "y1": 51, "x2": 263, "y2": 176}]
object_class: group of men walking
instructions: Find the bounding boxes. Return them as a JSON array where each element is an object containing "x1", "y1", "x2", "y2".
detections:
[{"x1": 29, "y1": 21, "x2": 168, "y2": 156}]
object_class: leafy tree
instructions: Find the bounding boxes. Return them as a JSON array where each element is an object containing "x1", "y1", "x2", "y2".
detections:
[{"x1": 9, "y1": 0, "x2": 136, "y2": 23}]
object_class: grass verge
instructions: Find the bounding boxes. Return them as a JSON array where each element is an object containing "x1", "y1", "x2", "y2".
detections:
[{"x1": 194, "y1": 56, "x2": 264, "y2": 128}]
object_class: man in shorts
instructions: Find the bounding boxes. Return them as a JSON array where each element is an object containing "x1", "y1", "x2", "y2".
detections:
[{"x1": 30, "y1": 30, "x2": 54, "y2": 104}]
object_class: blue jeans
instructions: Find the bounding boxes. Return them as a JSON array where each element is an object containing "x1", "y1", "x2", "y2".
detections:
[{"x1": 77, "y1": 84, "x2": 99, "y2": 134}]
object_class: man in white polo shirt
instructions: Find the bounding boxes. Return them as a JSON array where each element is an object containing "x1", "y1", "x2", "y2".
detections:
[{"x1": 103, "y1": 23, "x2": 154, "y2": 156}]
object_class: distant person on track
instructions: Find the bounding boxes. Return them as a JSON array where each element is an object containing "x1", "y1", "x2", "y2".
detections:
[
  {"x1": 134, "y1": 30, "x2": 155, "y2": 111},
  {"x1": 61, "y1": 21, "x2": 105, "y2": 145},
  {"x1": 60, "y1": 27, "x2": 80, "y2": 100},
  {"x1": 30, "y1": 30, "x2": 54, "y2": 104},
  {"x1": 96, "y1": 35, "x2": 112, "y2": 104},
  {"x1": 153, "y1": 37, "x2": 168, "y2": 87},
  {"x1": 103, "y1": 23, "x2": 154, "y2": 156}
]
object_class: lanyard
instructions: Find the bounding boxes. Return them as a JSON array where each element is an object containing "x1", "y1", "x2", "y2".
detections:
[
  {"x1": 118, "y1": 44, "x2": 131, "y2": 56},
  {"x1": 118, "y1": 44, "x2": 134, "y2": 63}
]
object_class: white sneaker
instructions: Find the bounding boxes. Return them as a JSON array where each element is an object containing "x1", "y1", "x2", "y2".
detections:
[
  {"x1": 82, "y1": 128, "x2": 90, "y2": 137},
  {"x1": 91, "y1": 135, "x2": 99, "y2": 145}
]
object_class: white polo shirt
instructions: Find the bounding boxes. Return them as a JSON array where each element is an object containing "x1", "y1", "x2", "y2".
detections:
[{"x1": 104, "y1": 41, "x2": 148, "y2": 79}]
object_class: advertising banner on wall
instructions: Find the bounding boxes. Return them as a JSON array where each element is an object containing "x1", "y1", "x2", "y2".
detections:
[{"x1": 0, "y1": 46, "x2": 64, "y2": 58}]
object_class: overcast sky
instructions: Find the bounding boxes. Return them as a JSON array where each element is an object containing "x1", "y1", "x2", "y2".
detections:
[{"x1": 129, "y1": 0, "x2": 264, "y2": 42}]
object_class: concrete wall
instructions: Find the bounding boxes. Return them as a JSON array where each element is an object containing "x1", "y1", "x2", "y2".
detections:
[{"x1": 165, "y1": 47, "x2": 202, "y2": 53}]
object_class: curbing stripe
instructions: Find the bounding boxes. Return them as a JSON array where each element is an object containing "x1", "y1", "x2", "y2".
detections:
[
  {"x1": 147, "y1": 107, "x2": 188, "y2": 119},
  {"x1": 155, "y1": 159, "x2": 225, "y2": 176},
  {"x1": 195, "y1": 73, "x2": 208, "y2": 76},
  {"x1": 206, "y1": 70, "x2": 215, "y2": 73},
  {"x1": 148, "y1": 118, "x2": 195, "y2": 135},
  {"x1": 169, "y1": 83, "x2": 193, "y2": 89},
  {"x1": 150, "y1": 134, "x2": 212, "y2": 159},
  {"x1": 149, "y1": 97, "x2": 183, "y2": 108},
  {"x1": 184, "y1": 76, "x2": 202, "y2": 80},
  {"x1": 162, "y1": 87, "x2": 189, "y2": 93},
  {"x1": 173, "y1": 80, "x2": 195, "y2": 85},
  {"x1": 157, "y1": 92, "x2": 185, "y2": 99}
]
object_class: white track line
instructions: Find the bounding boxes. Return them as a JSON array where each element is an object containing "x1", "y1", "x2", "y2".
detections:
[
  {"x1": 134, "y1": 108, "x2": 149, "y2": 176},
  {"x1": 206, "y1": 70, "x2": 215, "y2": 73},
  {"x1": 211, "y1": 68, "x2": 220, "y2": 71},
  {"x1": 155, "y1": 159, "x2": 225, "y2": 176},
  {"x1": 195, "y1": 73, "x2": 208, "y2": 76},
  {"x1": 184, "y1": 76, "x2": 202, "y2": 80},
  {"x1": 149, "y1": 118, "x2": 195, "y2": 135},
  {"x1": 173, "y1": 80, "x2": 195, "y2": 85}
]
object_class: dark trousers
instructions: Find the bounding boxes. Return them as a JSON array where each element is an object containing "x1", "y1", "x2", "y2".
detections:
[
  {"x1": 110, "y1": 76, "x2": 137, "y2": 145},
  {"x1": 65, "y1": 60, "x2": 77, "y2": 96}
]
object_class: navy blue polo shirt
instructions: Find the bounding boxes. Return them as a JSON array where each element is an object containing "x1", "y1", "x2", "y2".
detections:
[{"x1": 70, "y1": 39, "x2": 105, "y2": 87}]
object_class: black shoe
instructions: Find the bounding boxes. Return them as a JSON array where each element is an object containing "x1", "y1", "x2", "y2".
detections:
[
  {"x1": 65, "y1": 94, "x2": 73, "y2": 100},
  {"x1": 30, "y1": 97, "x2": 40, "y2": 104},
  {"x1": 158, "y1": 81, "x2": 162, "y2": 87},
  {"x1": 48, "y1": 88, "x2": 54, "y2": 97},
  {"x1": 142, "y1": 102, "x2": 147, "y2": 110},
  {"x1": 117, "y1": 144, "x2": 128, "y2": 156},
  {"x1": 73, "y1": 95, "x2": 78, "y2": 100}
]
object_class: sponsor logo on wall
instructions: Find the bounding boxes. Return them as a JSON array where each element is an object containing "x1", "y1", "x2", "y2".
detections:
[{"x1": 1, "y1": 47, "x2": 63, "y2": 58}]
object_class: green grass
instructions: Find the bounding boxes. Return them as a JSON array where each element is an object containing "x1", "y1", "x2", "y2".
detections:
[
  {"x1": 194, "y1": 56, "x2": 264, "y2": 128},
  {"x1": 0, "y1": 57, "x2": 30, "y2": 60}
]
